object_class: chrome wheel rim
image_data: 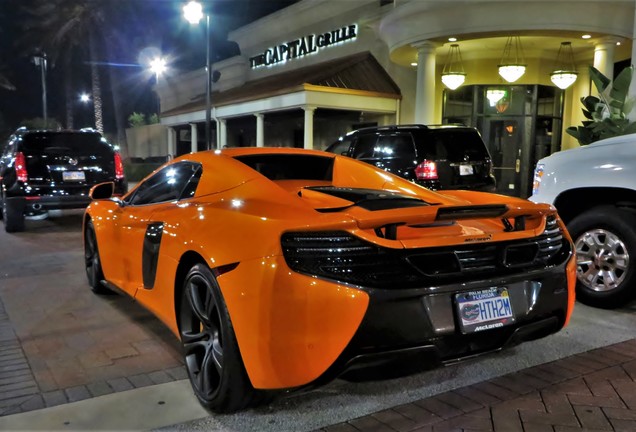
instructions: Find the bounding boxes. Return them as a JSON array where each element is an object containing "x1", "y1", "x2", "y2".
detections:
[
  {"x1": 575, "y1": 228, "x2": 629, "y2": 292},
  {"x1": 180, "y1": 273, "x2": 224, "y2": 399}
]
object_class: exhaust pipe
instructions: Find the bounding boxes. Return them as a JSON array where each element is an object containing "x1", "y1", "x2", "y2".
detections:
[{"x1": 32, "y1": 203, "x2": 42, "y2": 211}]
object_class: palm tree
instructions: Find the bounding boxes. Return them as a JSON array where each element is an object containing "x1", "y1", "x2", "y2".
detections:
[
  {"x1": 20, "y1": 0, "x2": 151, "y2": 157},
  {"x1": 22, "y1": 0, "x2": 107, "y2": 133}
]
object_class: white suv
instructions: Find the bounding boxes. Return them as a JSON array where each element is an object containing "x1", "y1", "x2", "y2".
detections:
[{"x1": 530, "y1": 133, "x2": 636, "y2": 308}]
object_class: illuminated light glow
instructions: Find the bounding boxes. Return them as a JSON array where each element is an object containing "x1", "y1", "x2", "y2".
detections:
[
  {"x1": 79, "y1": 93, "x2": 90, "y2": 103},
  {"x1": 486, "y1": 89, "x2": 507, "y2": 106},
  {"x1": 498, "y1": 64, "x2": 526, "y2": 83},
  {"x1": 550, "y1": 71, "x2": 578, "y2": 89},
  {"x1": 581, "y1": 34, "x2": 591, "y2": 39},
  {"x1": 149, "y1": 57, "x2": 167, "y2": 77},
  {"x1": 214, "y1": 149, "x2": 222, "y2": 155},
  {"x1": 183, "y1": 1, "x2": 204, "y2": 24},
  {"x1": 249, "y1": 24, "x2": 358, "y2": 69},
  {"x1": 441, "y1": 73, "x2": 466, "y2": 90},
  {"x1": 448, "y1": 37, "x2": 457, "y2": 42},
  {"x1": 410, "y1": 62, "x2": 417, "y2": 67},
  {"x1": 231, "y1": 199, "x2": 243, "y2": 208}
]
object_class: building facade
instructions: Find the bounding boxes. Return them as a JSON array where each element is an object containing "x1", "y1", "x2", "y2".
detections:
[{"x1": 157, "y1": 0, "x2": 636, "y2": 197}]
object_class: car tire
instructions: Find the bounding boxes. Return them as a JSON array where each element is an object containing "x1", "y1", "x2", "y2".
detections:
[
  {"x1": 84, "y1": 220, "x2": 109, "y2": 294},
  {"x1": 179, "y1": 263, "x2": 258, "y2": 413},
  {"x1": 2, "y1": 197, "x2": 25, "y2": 233},
  {"x1": 567, "y1": 206, "x2": 636, "y2": 308}
]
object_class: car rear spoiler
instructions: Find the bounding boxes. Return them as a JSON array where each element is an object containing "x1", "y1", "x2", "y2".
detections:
[{"x1": 346, "y1": 202, "x2": 552, "y2": 240}]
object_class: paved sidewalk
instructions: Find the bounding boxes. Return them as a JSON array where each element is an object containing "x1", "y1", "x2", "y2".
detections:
[{"x1": 318, "y1": 339, "x2": 636, "y2": 432}]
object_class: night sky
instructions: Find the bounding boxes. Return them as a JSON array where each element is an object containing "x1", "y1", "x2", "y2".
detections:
[{"x1": 0, "y1": 0, "x2": 299, "y2": 139}]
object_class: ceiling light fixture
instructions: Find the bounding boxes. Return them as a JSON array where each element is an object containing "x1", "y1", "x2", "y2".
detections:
[
  {"x1": 498, "y1": 36, "x2": 526, "y2": 83},
  {"x1": 441, "y1": 43, "x2": 466, "y2": 90},
  {"x1": 550, "y1": 41, "x2": 578, "y2": 89}
]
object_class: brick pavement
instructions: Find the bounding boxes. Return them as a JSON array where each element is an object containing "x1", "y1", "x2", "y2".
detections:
[
  {"x1": 0, "y1": 215, "x2": 187, "y2": 416},
  {"x1": 317, "y1": 339, "x2": 636, "y2": 432}
]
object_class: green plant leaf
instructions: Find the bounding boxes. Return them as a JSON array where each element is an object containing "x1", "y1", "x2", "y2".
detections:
[
  {"x1": 609, "y1": 65, "x2": 633, "y2": 106},
  {"x1": 590, "y1": 66, "x2": 611, "y2": 93}
]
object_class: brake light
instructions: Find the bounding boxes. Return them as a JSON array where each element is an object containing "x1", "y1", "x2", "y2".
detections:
[
  {"x1": 15, "y1": 152, "x2": 28, "y2": 182},
  {"x1": 415, "y1": 159, "x2": 438, "y2": 180},
  {"x1": 114, "y1": 152, "x2": 125, "y2": 180}
]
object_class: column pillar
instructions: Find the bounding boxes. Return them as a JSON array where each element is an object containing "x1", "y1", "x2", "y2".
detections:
[
  {"x1": 255, "y1": 113, "x2": 265, "y2": 147},
  {"x1": 303, "y1": 107, "x2": 316, "y2": 149},
  {"x1": 189, "y1": 123, "x2": 198, "y2": 153},
  {"x1": 565, "y1": 64, "x2": 592, "y2": 149},
  {"x1": 593, "y1": 37, "x2": 618, "y2": 81},
  {"x1": 166, "y1": 127, "x2": 176, "y2": 158},
  {"x1": 219, "y1": 119, "x2": 227, "y2": 148},
  {"x1": 412, "y1": 41, "x2": 438, "y2": 124}
]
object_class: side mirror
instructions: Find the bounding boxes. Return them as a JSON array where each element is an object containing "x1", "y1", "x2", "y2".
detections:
[{"x1": 90, "y1": 182, "x2": 115, "y2": 200}]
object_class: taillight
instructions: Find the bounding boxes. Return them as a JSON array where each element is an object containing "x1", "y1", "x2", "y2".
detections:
[
  {"x1": 415, "y1": 159, "x2": 438, "y2": 180},
  {"x1": 114, "y1": 152, "x2": 125, "y2": 180},
  {"x1": 532, "y1": 164, "x2": 544, "y2": 196},
  {"x1": 15, "y1": 152, "x2": 28, "y2": 182}
]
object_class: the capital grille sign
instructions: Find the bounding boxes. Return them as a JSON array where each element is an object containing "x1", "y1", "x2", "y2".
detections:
[{"x1": 249, "y1": 24, "x2": 358, "y2": 69}]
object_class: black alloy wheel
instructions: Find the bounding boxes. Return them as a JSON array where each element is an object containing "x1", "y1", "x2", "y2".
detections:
[
  {"x1": 84, "y1": 220, "x2": 109, "y2": 294},
  {"x1": 179, "y1": 263, "x2": 256, "y2": 413}
]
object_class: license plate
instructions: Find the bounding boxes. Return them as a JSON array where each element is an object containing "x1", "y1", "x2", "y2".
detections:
[
  {"x1": 459, "y1": 164, "x2": 474, "y2": 176},
  {"x1": 455, "y1": 287, "x2": 514, "y2": 333},
  {"x1": 62, "y1": 171, "x2": 85, "y2": 181}
]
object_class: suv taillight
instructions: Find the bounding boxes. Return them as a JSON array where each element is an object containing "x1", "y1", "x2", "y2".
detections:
[
  {"x1": 114, "y1": 152, "x2": 125, "y2": 180},
  {"x1": 415, "y1": 160, "x2": 438, "y2": 180},
  {"x1": 15, "y1": 152, "x2": 28, "y2": 182}
]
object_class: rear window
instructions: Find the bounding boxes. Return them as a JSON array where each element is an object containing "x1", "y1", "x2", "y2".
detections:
[
  {"x1": 419, "y1": 129, "x2": 489, "y2": 162},
  {"x1": 19, "y1": 132, "x2": 114, "y2": 157},
  {"x1": 234, "y1": 154, "x2": 334, "y2": 181},
  {"x1": 353, "y1": 133, "x2": 416, "y2": 160}
]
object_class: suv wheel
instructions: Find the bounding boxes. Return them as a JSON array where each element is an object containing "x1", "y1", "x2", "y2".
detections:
[
  {"x1": 2, "y1": 198, "x2": 25, "y2": 233},
  {"x1": 568, "y1": 206, "x2": 636, "y2": 308}
]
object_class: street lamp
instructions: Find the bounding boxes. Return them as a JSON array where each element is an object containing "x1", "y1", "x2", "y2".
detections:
[
  {"x1": 149, "y1": 56, "x2": 167, "y2": 115},
  {"x1": 79, "y1": 93, "x2": 90, "y2": 103},
  {"x1": 149, "y1": 57, "x2": 167, "y2": 83},
  {"x1": 183, "y1": 0, "x2": 212, "y2": 150}
]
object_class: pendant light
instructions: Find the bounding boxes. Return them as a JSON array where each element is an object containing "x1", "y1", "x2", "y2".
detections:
[
  {"x1": 498, "y1": 36, "x2": 526, "y2": 83},
  {"x1": 551, "y1": 42, "x2": 578, "y2": 89},
  {"x1": 441, "y1": 44, "x2": 466, "y2": 90}
]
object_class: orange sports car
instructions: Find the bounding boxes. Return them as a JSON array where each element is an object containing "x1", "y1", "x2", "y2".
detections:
[{"x1": 83, "y1": 147, "x2": 576, "y2": 412}]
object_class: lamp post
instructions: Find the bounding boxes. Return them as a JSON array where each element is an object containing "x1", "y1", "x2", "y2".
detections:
[
  {"x1": 183, "y1": 1, "x2": 212, "y2": 150},
  {"x1": 32, "y1": 52, "x2": 48, "y2": 126},
  {"x1": 149, "y1": 56, "x2": 167, "y2": 115}
]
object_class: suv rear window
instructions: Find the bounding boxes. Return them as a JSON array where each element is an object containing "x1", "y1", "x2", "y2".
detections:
[
  {"x1": 20, "y1": 132, "x2": 113, "y2": 157},
  {"x1": 353, "y1": 133, "x2": 416, "y2": 160},
  {"x1": 418, "y1": 129, "x2": 489, "y2": 161}
]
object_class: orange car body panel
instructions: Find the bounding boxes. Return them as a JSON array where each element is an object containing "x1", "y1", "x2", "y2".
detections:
[{"x1": 86, "y1": 147, "x2": 574, "y2": 389}]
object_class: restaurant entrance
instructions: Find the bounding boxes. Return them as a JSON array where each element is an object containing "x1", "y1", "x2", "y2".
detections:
[{"x1": 443, "y1": 85, "x2": 564, "y2": 198}]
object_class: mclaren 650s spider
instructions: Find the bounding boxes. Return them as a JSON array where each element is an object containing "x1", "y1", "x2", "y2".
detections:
[{"x1": 83, "y1": 147, "x2": 576, "y2": 412}]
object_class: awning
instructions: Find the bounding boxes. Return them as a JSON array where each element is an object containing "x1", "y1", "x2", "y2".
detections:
[{"x1": 161, "y1": 52, "x2": 401, "y2": 119}]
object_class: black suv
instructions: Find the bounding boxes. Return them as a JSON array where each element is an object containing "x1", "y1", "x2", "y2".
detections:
[
  {"x1": 0, "y1": 128, "x2": 127, "y2": 232},
  {"x1": 326, "y1": 124, "x2": 496, "y2": 192}
]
